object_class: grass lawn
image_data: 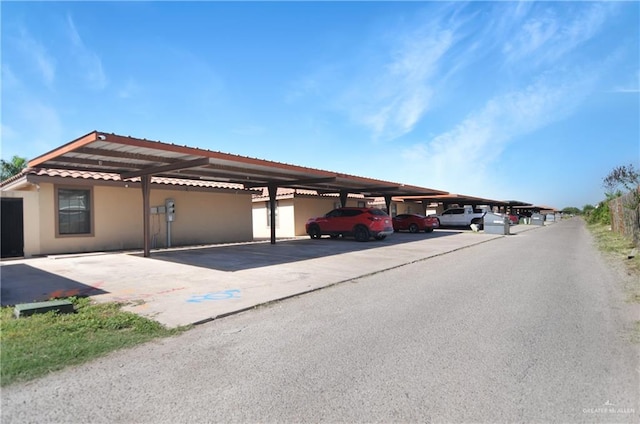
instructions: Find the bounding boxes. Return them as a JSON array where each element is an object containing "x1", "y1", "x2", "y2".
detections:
[
  {"x1": 587, "y1": 222, "x2": 640, "y2": 343},
  {"x1": 588, "y1": 222, "x2": 640, "y2": 303},
  {"x1": 1, "y1": 297, "x2": 187, "y2": 386}
]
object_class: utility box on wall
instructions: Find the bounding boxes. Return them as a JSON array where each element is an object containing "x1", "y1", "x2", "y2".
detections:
[{"x1": 165, "y1": 198, "x2": 175, "y2": 222}]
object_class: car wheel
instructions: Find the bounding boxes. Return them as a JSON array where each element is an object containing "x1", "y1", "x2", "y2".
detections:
[
  {"x1": 354, "y1": 225, "x2": 370, "y2": 242},
  {"x1": 425, "y1": 228, "x2": 434, "y2": 233},
  {"x1": 409, "y1": 223, "x2": 419, "y2": 233},
  {"x1": 308, "y1": 225, "x2": 321, "y2": 239}
]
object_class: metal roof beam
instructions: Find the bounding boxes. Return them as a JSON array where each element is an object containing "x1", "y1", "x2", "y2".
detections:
[
  {"x1": 75, "y1": 147, "x2": 182, "y2": 164},
  {"x1": 120, "y1": 157, "x2": 212, "y2": 180},
  {"x1": 340, "y1": 186, "x2": 400, "y2": 193},
  {"x1": 244, "y1": 176, "x2": 336, "y2": 189},
  {"x1": 45, "y1": 156, "x2": 141, "y2": 171},
  {"x1": 284, "y1": 176, "x2": 337, "y2": 185}
]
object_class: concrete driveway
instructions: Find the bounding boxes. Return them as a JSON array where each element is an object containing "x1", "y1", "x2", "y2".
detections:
[{"x1": 0, "y1": 225, "x2": 538, "y2": 327}]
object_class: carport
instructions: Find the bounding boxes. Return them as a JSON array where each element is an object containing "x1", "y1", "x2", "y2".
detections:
[
  {"x1": 502, "y1": 200, "x2": 535, "y2": 215},
  {"x1": 397, "y1": 193, "x2": 532, "y2": 214},
  {"x1": 28, "y1": 131, "x2": 448, "y2": 257}
]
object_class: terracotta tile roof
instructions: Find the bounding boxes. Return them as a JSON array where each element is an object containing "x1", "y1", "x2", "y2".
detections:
[
  {"x1": 2, "y1": 168, "x2": 254, "y2": 191},
  {"x1": 31, "y1": 168, "x2": 122, "y2": 181},
  {"x1": 251, "y1": 187, "x2": 368, "y2": 201}
]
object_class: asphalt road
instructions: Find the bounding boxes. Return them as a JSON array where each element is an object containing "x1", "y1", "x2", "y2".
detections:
[{"x1": 2, "y1": 219, "x2": 638, "y2": 423}]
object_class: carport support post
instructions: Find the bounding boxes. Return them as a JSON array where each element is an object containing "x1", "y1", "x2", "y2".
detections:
[
  {"x1": 141, "y1": 175, "x2": 151, "y2": 257},
  {"x1": 384, "y1": 195, "x2": 392, "y2": 215},
  {"x1": 339, "y1": 190, "x2": 348, "y2": 208},
  {"x1": 268, "y1": 183, "x2": 277, "y2": 244},
  {"x1": 422, "y1": 200, "x2": 430, "y2": 215}
]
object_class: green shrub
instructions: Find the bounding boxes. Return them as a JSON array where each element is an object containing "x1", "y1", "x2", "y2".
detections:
[{"x1": 586, "y1": 201, "x2": 611, "y2": 225}]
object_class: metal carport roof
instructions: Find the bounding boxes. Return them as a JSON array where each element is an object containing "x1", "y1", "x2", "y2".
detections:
[
  {"x1": 29, "y1": 131, "x2": 448, "y2": 256},
  {"x1": 397, "y1": 193, "x2": 505, "y2": 206},
  {"x1": 396, "y1": 194, "x2": 533, "y2": 212}
]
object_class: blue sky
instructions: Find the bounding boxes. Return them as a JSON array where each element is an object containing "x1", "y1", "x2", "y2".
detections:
[{"x1": 1, "y1": 1, "x2": 638, "y2": 209}]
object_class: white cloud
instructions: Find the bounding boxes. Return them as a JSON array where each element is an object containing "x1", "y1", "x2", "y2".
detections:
[
  {"x1": 284, "y1": 5, "x2": 465, "y2": 142},
  {"x1": 611, "y1": 70, "x2": 640, "y2": 93},
  {"x1": 503, "y1": 2, "x2": 613, "y2": 68},
  {"x1": 231, "y1": 125, "x2": 267, "y2": 137},
  {"x1": 117, "y1": 78, "x2": 141, "y2": 99},
  {"x1": 285, "y1": 72, "x2": 326, "y2": 104},
  {"x1": 0, "y1": 124, "x2": 19, "y2": 143},
  {"x1": 66, "y1": 14, "x2": 107, "y2": 90},
  {"x1": 1, "y1": 64, "x2": 21, "y2": 90},
  {"x1": 346, "y1": 18, "x2": 458, "y2": 141},
  {"x1": 1, "y1": 98, "x2": 63, "y2": 160},
  {"x1": 13, "y1": 27, "x2": 56, "y2": 86},
  {"x1": 400, "y1": 70, "x2": 598, "y2": 196}
]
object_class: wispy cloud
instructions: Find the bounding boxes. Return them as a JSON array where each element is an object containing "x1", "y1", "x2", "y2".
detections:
[
  {"x1": 1, "y1": 96, "x2": 63, "y2": 160},
  {"x1": 611, "y1": 70, "x2": 640, "y2": 93},
  {"x1": 14, "y1": 27, "x2": 56, "y2": 86},
  {"x1": 0, "y1": 123, "x2": 19, "y2": 141},
  {"x1": 285, "y1": 4, "x2": 469, "y2": 142},
  {"x1": 117, "y1": 78, "x2": 141, "y2": 99},
  {"x1": 1, "y1": 61, "x2": 63, "y2": 159},
  {"x1": 66, "y1": 14, "x2": 107, "y2": 90},
  {"x1": 343, "y1": 9, "x2": 461, "y2": 141},
  {"x1": 231, "y1": 125, "x2": 267, "y2": 137},
  {"x1": 502, "y1": 2, "x2": 614, "y2": 68},
  {"x1": 400, "y1": 69, "x2": 599, "y2": 196},
  {"x1": 285, "y1": 66, "x2": 336, "y2": 104},
  {"x1": 612, "y1": 87, "x2": 640, "y2": 93}
]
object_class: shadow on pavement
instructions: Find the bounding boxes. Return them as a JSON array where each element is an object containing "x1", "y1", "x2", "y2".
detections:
[
  {"x1": 0, "y1": 264, "x2": 109, "y2": 306},
  {"x1": 143, "y1": 229, "x2": 464, "y2": 272}
]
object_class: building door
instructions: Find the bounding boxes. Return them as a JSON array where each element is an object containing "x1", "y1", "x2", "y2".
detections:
[{"x1": 1, "y1": 198, "x2": 24, "y2": 258}]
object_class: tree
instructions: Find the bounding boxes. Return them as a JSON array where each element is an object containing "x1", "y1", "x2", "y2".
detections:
[
  {"x1": 0, "y1": 156, "x2": 27, "y2": 181},
  {"x1": 582, "y1": 204, "x2": 595, "y2": 214},
  {"x1": 603, "y1": 163, "x2": 640, "y2": 213},
  {"x1": 603, "y1": 163, "x2": 639, "y2": 196}
]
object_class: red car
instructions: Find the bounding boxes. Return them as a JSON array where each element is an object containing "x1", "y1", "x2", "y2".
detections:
[
  {"x1": 392, "y1": 213, "x2": 439, "y2": 233},
  {"x1": 306, "y1": 207, "x2": 394, "y2": 242}
]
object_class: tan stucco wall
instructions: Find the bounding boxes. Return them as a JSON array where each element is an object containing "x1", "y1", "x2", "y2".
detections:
[
  {"x1": 394, "y1": 202, "x2": 426, "y2": 215},
  {"x1": 252, "y1": 198, "x2": 298, "y2": 238},
  {"x1": 252, "y1": 202, "x2": 269, "y2": 238},
  {"x1": 252, "y1": 196, "x2": 371, "y2": 238},
  {"x1": 293, "y1": 197, "x2": 337, "y2": 236},
  {"x1": 26, "y1": 182, "x2": 253, "y2": 256},
  {"x1": 153, "y1": 189, "x2": 252, "y2": 247},
  {"x1": 1, "y1": 189, "x2": 40, "y2": 257}
]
